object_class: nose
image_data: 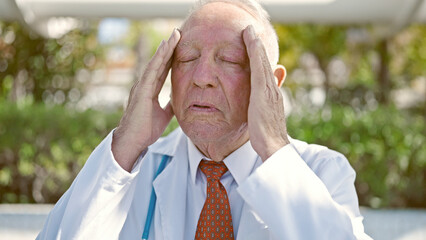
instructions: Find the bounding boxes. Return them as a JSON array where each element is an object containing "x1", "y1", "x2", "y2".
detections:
[{"x1": 192, "y1": 56, "x2": 218, "y2": 89}]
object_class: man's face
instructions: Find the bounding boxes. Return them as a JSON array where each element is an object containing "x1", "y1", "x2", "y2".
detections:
[{"x1": 171, "y1": 3, "x2": 258, "y2": 143}]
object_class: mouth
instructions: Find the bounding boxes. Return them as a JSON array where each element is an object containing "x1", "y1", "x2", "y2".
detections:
[{"x1": 189, "y1": 102, "x2": 219, "y2": 112}]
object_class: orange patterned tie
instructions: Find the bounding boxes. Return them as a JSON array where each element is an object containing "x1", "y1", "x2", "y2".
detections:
[{"x1": 195, "y1": 160, "x2": 234, "y2": 240}]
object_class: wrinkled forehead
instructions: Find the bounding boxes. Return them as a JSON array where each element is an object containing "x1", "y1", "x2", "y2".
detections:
[{"x1": 180, "y1": 2, "x2": 263, "y2": 36}]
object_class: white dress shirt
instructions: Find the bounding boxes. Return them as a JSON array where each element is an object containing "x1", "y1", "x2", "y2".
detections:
[
  {"x1": 37, "y1": 127, "x2": 372, "y2": 240},
  {"x1": 186, "y1": 139, "x2": 262, "y2": 239}
]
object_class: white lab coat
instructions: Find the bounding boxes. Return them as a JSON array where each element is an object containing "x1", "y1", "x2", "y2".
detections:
[{"x1": 37, "y1": 127, "x2": 372, "y2": 240}]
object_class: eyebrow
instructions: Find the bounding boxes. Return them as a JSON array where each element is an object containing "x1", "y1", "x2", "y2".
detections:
[{"x1": 176, "y1": 40, "x2": 198, "y2": 50}]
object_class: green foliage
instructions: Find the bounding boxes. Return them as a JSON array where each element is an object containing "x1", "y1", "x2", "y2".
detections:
[
  {"x1": 163, "y1": 117, "x2": 179, "y2": 136},
  {"x1": 390, "y1": 25, "x2": 426, "y2": 82},
  {"x1": 2, "y1": 100, "x2": 423, "y2": 208},
  {"x1": 0, "y1": 21, "x2": 103, "y2": 103},
  {"x1": 0, "y1": 99, "x2": 181, "y2": 203},
  {"x1": 0, "y1": 100, "x2": 120, "y2": 203},
  {"x1": 273, "y1": 23, "x2": 425, "y2": 208},
  {"x1": 275, "y1": 24, "x2": 347, "y2": 89},
  {"x1": 0, "y1": 20, "x2": 424, "y2": 210},
  {"x1": 287, "y1": 104, "x2": 425, "y2": 208},
  {"x1": 276, "y1": 24, "x2": 425, "y2": 106}
]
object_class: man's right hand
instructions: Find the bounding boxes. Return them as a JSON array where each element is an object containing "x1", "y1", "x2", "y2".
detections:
[{"x1": 112, "y1": 29, "x2": 181, "y2": 172}]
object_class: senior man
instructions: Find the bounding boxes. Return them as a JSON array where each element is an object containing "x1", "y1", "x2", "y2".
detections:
[{"x1": 38, "y1": 0, "x2": 372, "y2": 239}]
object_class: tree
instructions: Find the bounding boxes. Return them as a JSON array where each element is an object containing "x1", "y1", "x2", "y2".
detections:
[{"x1": 0, "y1": 21, "x2": 104, "y2": 104}]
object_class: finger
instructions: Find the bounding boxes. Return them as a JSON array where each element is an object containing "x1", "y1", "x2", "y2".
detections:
[
  {"x1": 126, "y1": 79, "x2": 139, "y2": 108},
  {"x1": 243, "y1": 25, "x2": 276, "y2": 90},
  {"x1": 142, "y1": 30, "x2": 175, "y2": 86},
  {"x1": 133, "y1": 42, "x2": 167, "y2": 102},
  {"x1": 157, "y1": 29, "x2": 180, "y2": 81},
  {"x1": 252, "y1": 32, "x2": 275, "y2": 88},
  {"x1": 156, "y1": 29, "x2": 181, "y2": 81},
  {"x1": 139, "y1": 29, "x2": 180, "y2": 99},
  {"x1": 154, "y1": 29, "x2": 181, "y2": 94},
  {"x1": 243, "y1": 25, "x2": 265, "y2": 87},
  {"x1": 143, "y1": 40, "x2": 167, "y2": 86},
  {"x1": 154, "y1": 59, "x2": 173, "y2": 97}
]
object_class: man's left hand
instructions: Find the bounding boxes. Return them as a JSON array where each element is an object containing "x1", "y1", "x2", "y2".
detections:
[{"x1": 243, "y1": 25, "x2": 290, "y2": 162}]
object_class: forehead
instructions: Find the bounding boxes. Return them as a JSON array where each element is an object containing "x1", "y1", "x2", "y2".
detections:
[{"x1": 181, "y1": 2, "x2": 260, "y2": 40}]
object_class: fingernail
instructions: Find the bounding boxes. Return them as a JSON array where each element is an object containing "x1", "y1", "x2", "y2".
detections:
[
  {"x1": 249, "y1": 25, "x2": 255, "y2": 36},
  {"x1": 168, "y1": 29, "x2": 176, "y2": 41}
]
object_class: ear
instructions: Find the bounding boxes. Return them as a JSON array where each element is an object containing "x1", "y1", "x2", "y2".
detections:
[{"x1": 273, "y1": 65, "x2": 286, "y2": 87}]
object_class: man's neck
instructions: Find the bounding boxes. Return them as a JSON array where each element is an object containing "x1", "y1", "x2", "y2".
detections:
[{"x1": 192, "y1": 131, "x2": 250, "y2": 162}]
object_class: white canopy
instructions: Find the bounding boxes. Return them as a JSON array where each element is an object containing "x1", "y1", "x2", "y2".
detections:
[{"x1": 0, "y1": 0, "x2": 425, "y2": 38}]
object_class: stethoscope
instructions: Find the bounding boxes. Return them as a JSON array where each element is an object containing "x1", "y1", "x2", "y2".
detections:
[{"x1": 142, "y1": 154, "x2": 170, "y2": 240}]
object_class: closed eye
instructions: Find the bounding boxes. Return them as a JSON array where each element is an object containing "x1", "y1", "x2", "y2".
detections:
[
  {"x1": 218, "y1": 57, "x2": 239, "y2": 65},
  {"x1": 179, "y1": 55, "x2": 200, "y2": 63},
  {"x1": 224, "y1": 60, "x2": 239, "y2": 64},
  {"x1": 181, "y1": 58, "x2": 197, "y2": 63},
  {"x1": 221, "y1": 58, "x2": 242, "y2": 66}
]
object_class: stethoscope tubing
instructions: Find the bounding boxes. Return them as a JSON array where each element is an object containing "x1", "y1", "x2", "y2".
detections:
[{"x1": 142, "y1": 154, "x2": 170, "y2": 240}]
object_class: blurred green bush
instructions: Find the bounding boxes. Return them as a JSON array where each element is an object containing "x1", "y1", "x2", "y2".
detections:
[
  {"x1": 0, "y1": 101, "x2": 121, "y2": 203},
  {"x1": 0, "y1": 100, "x2": 424, "y2": 208},
  {"x1": 287, "y1": 105, "x2": 425, "y2": 208}
]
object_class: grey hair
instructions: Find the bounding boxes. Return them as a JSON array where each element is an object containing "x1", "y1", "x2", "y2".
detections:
[{"x1": 180, "y1": 0, "x2": 280, "y2": 64}]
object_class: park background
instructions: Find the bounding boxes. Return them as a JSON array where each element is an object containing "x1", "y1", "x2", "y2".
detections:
[{"x1": 0, "y1": 0, "x2": 425, "y2": 239}]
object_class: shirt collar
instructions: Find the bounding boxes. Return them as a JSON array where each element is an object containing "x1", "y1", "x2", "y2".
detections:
[
  {"x1": 187, "y1": 137, "x2": 260, "y2": 186},
  {"x1": 188, "y1": 138, "x2": 206, "y2": 184}
]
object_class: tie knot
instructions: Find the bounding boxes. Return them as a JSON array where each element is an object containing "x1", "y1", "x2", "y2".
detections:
[{"x1": 199, "y1": 160, "x2": 228, "y2": 181}]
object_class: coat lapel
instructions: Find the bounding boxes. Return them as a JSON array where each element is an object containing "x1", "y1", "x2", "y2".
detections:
[{"x1": 152, "y1": 133, "x2": 189, "y2": 240}]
